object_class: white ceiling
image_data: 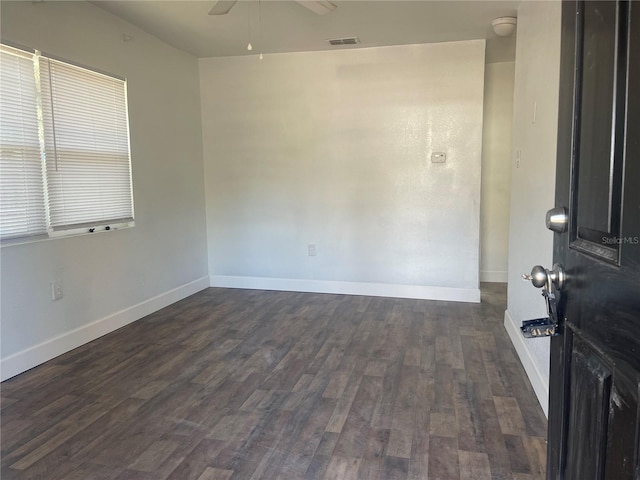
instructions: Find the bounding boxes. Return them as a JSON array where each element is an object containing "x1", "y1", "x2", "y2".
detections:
[{"x1": 92, "y1": 1, "x2": 519, "y2": 63}]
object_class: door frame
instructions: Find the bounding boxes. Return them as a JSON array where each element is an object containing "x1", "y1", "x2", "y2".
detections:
[{"x1": 546, "y1": 0, "x2": 579, "y2": 477}]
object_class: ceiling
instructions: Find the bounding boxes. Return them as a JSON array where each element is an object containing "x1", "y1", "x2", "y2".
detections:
[{"x1": 93, "y1": 1, "x2": 519, "y2": 63}]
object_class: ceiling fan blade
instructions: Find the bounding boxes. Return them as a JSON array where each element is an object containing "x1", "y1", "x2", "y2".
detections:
[
  {"x1": 295, "y1": 1, "x2": 337, "y2": 16},
  {"x1": 208, "y1": 0, "x2": 238, "y2": 15}
]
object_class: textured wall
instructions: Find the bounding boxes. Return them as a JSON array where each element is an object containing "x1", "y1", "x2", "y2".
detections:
[
  {"x1": 481, "y1": 61, "x2": 515, "y2": 283},
  {"x1": 505, "y1": 0, "x2": 562, "y2": 415},
  {"x1": 200, "y1": 41, "x2": 485, "y2": 296}
]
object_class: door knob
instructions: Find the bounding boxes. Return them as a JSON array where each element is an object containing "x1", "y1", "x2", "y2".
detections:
[
  {"x1": 523, "y1": 264, "x2": 566, "y2": 291},
  {"x1": 521, "y1": 264, "x2": 566, "y2": 338}
]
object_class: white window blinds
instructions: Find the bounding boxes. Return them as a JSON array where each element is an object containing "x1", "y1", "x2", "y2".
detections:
[
  {"x1": 40, "y1": 58, "x2": 133, "y2": 230},
  {"x1": 0, "y1": 46, "x2": 48, "y2": 239},
  {"x1": 0, "y1": 43, "x2": 134, "y2": 241}
]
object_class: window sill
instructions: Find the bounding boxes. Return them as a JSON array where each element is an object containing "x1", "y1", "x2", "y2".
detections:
[{"x1": 1, "y1": 221, "x2": 135, "y2": 248}]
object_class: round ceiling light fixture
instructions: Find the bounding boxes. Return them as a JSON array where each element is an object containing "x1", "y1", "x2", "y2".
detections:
[{"x1": 491, "y1": 16, "x2": 517, "y2": 37}]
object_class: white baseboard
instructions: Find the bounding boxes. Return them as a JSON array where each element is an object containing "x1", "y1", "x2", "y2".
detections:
[
  {"x1": 480, "y1": 270, "x2": 508, "y2": 283},
  {"x1": 503, "y1": 309, "x2": 549, "y2": 417},
  {"x1": 210, "y1": 275, "x2": 481, "y2": 303},
  {"x1": 0, "y1": 276, "x2": 210, "y2": 382}
]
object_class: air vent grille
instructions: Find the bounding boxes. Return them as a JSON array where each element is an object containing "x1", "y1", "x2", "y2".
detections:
[{"x1": 327, "y1": 37, "x2": 360, "y2": 46}]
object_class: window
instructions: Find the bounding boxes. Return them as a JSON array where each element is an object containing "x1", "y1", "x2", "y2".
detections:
[{"x1": 0, "y1": 44, "x2": 134, "y2": 241}]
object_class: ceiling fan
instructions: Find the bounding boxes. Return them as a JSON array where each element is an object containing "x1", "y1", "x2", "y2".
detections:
[{"x1": 208, "y1": 0, "x2": 337, "y2": 16}]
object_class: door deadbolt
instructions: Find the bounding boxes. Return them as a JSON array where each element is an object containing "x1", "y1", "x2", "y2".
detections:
[{"x1": 546, "y1": 207, "x2": 568, "y2": 233}]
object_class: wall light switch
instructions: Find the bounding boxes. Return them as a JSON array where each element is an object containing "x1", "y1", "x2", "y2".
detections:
[
  {"x1": 431, "y1": 152, "x2": 446, "y2": 163},
  {"x1": 51, "y1": 280, "x2": 63, "y2": 301},
  {"x1": 308, "y1": 244, "x2": 317, "y2": 256}
]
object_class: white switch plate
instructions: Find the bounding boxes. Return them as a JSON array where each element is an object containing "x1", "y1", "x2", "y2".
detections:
[
  {"x1": 431, "y1": 152, "x2": 446, "y2": 163},
  {"x1": 51, "y1": 280, "x2": 63, "y2": 301},
  {"x1": 308, "y1": 244, "x2": 317, "y2": 256}
]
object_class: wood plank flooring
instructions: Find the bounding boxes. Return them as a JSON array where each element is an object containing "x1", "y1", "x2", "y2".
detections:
[{"x1": 1, "y1": 283, "x2": 547, "y2": 479}]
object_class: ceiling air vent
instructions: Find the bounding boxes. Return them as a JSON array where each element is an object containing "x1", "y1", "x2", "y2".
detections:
[{"x1": 327, "y1": 37, "x2": 360, "y2": 46}]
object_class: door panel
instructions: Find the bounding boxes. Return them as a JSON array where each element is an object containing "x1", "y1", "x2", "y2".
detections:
[
  {"x1": 572, "y1": 0, "x2": 628, "y2": 263},
  {"x1": 602, "y1": 375, "x2": 638, "y2": 479},
  {"x1": 564, "y1": 335, "x2": 611, "y2": 480},
  {"x1": 576, "y1": 0, "x2": 619, "y2": 235},
  {"x1": 547, "y1": 1, "x2": 640, "y2": 479}
]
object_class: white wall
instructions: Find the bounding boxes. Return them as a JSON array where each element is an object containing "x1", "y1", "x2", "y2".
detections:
[
  {"x1": 503, "y1": 0, "x2": 562, "y2": 416},
  {"x1": 0, "y1": 1, "x2": 209, "y2": 379},
  {"x1": 480, "y1": 61, "x2": 515, "y2": 283},
  {"x1": 200, "y1": 41, "x2": 486, "y2": 302}
]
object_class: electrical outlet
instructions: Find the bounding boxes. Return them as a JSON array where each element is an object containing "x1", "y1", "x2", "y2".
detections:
[
  {"x1": 51, "y1": 280, "x2": 63, "y2": 301},
  {"x1": 308, "y1": 244, "x2": 317, "y2": 256}
]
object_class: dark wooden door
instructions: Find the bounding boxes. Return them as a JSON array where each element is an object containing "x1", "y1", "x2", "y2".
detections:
[{"x1": 546, "y1": 1, "x2": 640, "y2": 479}]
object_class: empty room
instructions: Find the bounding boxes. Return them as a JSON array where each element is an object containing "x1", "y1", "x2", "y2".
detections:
[{"x1": 1, "y1": 0, "x2": 638, "y2": 479}]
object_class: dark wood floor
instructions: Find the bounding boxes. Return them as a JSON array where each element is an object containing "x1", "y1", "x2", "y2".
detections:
[{"x1": 1, "y1": 283, "x2": 547, "y2": 480}]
